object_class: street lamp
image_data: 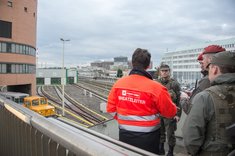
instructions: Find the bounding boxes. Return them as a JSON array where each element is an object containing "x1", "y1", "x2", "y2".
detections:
[{"x1": 60, "y1": 38, "x2": 70, "y2": 116}]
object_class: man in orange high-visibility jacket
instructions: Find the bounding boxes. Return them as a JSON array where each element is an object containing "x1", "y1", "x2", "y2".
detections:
[{"x1": 107, "y1": 48, "x2": 177, "y2": 154}]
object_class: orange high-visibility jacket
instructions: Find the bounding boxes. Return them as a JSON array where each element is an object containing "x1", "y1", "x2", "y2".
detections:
[{"x1": 107, "y1": 74, "x2": 177, "y2": 132}]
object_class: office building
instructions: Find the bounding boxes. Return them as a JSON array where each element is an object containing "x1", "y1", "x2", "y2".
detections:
[{"x1": 161, "y1": 38, "x2": 235, "y2": 86}]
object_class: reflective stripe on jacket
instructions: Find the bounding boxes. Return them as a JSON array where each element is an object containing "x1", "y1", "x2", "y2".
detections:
[
  {"x1": 107, "y1": 74, "x2": 177, "y2": 132},
  {"x1": 117, "y1": 114, "x2": 160, "y2": 132}
]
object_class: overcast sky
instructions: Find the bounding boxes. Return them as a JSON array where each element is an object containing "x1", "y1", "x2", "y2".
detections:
[{"x1": 37, "y1": 0, "x2": 235, "y2": 68}]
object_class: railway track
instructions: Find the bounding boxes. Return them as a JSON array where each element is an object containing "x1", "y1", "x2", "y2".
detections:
[
  {"x1": 37, "y1": 85, "x2": 109, "y2": 127},
  {"x1": 78, "y1": 79, "x2": 113, "y2": 91},
  {"x1": 55, "y1": 86, "x2": 107, "y2": 124},
  {"x1": 73, "y1": 83, "x2": 108, "y2": 102}
]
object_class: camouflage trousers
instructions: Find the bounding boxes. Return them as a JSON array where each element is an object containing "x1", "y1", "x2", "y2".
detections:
[{"x1": 160, "y1": 117, "x2": 177, "y2": 146}]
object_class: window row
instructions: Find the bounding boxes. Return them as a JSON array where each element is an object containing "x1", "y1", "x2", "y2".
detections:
[
  {"x1": 172, "y1": 54, "x2": 198, "y2": 59},
  {"x1": 0, "y1": 41, "x2": 36, "y2": 56},
  {"x1": 173, "y1": 59, "x2": 197, "y2": 64},
  {"x1": 163, "y1": 53, "x2": 199, "y2": 60},
  {"x1": 175, "y1": 48, "x2": 203, "y2": 55},
  {"x1": 173, "y1": 64, "x2": 200, "y2": 69},
  {"x1": 0, "y1": 63, "x2": 35, "y2": 74},
  {"x1": 223, "y1": 44, "x2": 235, "y2": 49}
]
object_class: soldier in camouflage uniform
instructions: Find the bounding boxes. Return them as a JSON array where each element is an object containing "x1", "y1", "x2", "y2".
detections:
[
  {"x1": 182, "y1": 51, "x2": 235, "y2": 155},
  {"x1": 157, "y1": 64, "x2": 181, "y2": 156}
]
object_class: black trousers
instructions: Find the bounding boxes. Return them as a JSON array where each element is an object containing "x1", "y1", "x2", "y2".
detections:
[{"x1": 119, "y1": 128, "x2": 160, "y2": 154}]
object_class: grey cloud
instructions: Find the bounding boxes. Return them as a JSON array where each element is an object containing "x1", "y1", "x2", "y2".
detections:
[{"x1": 37, "y1": 0, "x2": 235, "y2": 67}]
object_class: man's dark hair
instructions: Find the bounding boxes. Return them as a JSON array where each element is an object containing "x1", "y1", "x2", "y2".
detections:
[{"x1": 132, "y1": 48, "x2": 151, "y2": 69}]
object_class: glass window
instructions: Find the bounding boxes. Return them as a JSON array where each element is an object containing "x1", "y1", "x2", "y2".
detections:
[
  {"x1": 15, "y1": 64, "x2": 19, "y2": 73},
  {"x1": 6, "y1": 64, "x2": 11, "y2": 73},
  {"x1": 32, "y1": 48, "x2": 36, "y2": 56},
  {"x1": 11, "y1": 64, "x2": 15, "y2": 73},
  {"x1": 6, "y1": 42, "x2": 11, "y2": 52},
  {"x1": 14, "y1": 98, "x2": 19, "y2": 104},
  {"x1": 32, "y1": 99, "x2": 39, "y2": 106},
  {"x1": 15, "y1": 44, "x2": 19, "y2": 53},
  {"x1": 40, "y1": 98, "x2": 47, "y2": 105},
  {"x1": 19, "y1": 45, "x2": 23, "y2": 54},
  {"x1": 28, "y1": 47, "x2": 31, "y2": 55},
  {"x1": 7, "y1": 1, "x2": 13, "y2": 7},
  {"x1": 2, "y1": 64, "x2": 6, "y2": 73},
  {"x1": 29, "y1": 65, "x2": 36, "y2": 74},
  {"x1": 26, "y1": 64, "x2": 28, "y2": 73},
  {"x1": 1, "y1": 43, "x2": 7, "y2": 52},
  {"x1": 11, "y1": 43, "x2": 15, "y2": 53},
  {"x1": 25, "y1": 101, "x2": 30, "y2": 107},
  {"x1": 19, "y1": 64, "x2": 23, "y2": 73},
  {"x1": 29, "y1": 47, "x2": 32, "y2": 55},
  {"x1": 22, "y1": 45, "x2": 25, "y2": 54},
  {"x1": 22, "y1": 45, "x2": 26, "y2": 54},
  {"x1": 19, "y1": 97, "x2": 24, "y2": 104},
  {"x1": 29, "y1": 47, "x2": 31, "y2": 55},
  {"x1": 25, "y1": 46, "x2": 29, "y2": 54},
  {"x1": 24, "y1": 46, "x2": 28, "y2": 55},
  {"x1": 0, "y1": 20, "x2": 12, "y2": 38},
  {"x1": 22, "y1": 64, "x2": 26, "y2": 73}
]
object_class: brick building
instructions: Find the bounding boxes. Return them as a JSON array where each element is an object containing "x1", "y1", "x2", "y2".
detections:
[{"x1": 0, "y1": 0, "x2": 37, "y2": 95}]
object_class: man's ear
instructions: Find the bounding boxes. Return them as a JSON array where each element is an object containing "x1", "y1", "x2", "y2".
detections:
[{"x1": 214, "y1": 65, "x2": 222, "y2": 75}]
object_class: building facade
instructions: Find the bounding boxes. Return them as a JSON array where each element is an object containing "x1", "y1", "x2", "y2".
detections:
[
  {"x1": 0, "y1": 0, "x2": 37, "y2": 95},
  {"x1": 111, "y1": 56, "x2": 129, "y2": 70},
  {"x1": 36, "y1": 68, "x2": 78, "y2": 85},
  {"x1": 161, "y1": 38, "x2": 235, "y2": 86},
  {"x1": 90, "y1": 61, "x2": 114, "y2": 70}
]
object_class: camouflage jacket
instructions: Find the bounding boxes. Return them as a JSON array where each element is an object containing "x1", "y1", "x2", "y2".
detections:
[{"x1": 157, "y1": 78, "x2": 181, "y2": 117}]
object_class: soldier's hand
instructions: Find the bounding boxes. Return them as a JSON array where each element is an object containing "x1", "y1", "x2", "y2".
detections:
[{"x1": 174, "y1": 116, "x2": 180, "y2": 122}]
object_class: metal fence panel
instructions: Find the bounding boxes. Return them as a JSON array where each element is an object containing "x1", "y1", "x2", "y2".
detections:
[
  {"x1": 57, "y1": 144, "x2": 66, "y2": 156},
  {"x1": 0, "y1": 97, "x2": 157, "y2": 156},
  {"x1": 48, "y1": 139, "x2": 57, "y2": 156},
  {"x1": 42, "y1": 135, "x2": 50, "y2": 156}
]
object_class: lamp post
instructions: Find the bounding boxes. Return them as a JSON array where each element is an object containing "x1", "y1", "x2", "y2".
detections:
[{"x1": 60, "y1": 38, "x2": 70, "y2": 116}]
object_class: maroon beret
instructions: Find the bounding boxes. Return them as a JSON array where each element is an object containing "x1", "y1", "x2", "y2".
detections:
[
  {"x1": 202, "y1": 45, "x2": 225, "y2": 54},
  {"x1": 197, "y1": 52, "x2": 203, "y2": 61}
]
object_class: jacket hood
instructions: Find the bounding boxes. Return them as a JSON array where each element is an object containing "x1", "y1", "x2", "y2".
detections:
[{"x1": 211, "y1": 73, "x2": 235, "y2": 86}]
